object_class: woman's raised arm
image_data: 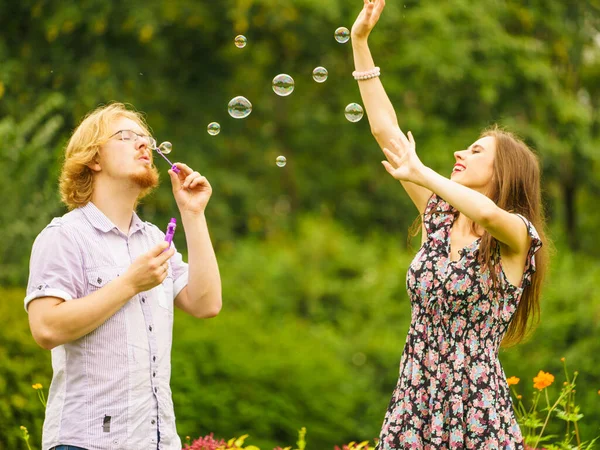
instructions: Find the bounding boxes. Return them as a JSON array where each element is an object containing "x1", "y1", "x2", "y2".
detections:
[{"x1": 351, "y1": 0, "x2": 432, "y2": 214}]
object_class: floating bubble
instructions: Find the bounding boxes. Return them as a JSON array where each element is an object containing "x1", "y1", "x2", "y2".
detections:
[
  {"x1": 207, "y1": 122, "x2": 221, "y2": 136},
  {"x1": 234, "y1": 35, "x2": 247, "y2": 48},
  {"x1": 272, "y1": 74, "x2": 295, "y2": 97},
  {"x1": 334, "y1": 27, "x2": 350, "y2": 44},
  {"x1": 228, "y1": 96, "x2": 253, "y2": 119},
  {"x1": 344, "y1": 103, "x2": 364, "y2": 122},
  {"x1": 276, "y1": 156, "x2": 287, "y2": 167},
  {"x1": 352, "y1": 352, "x2": 367, "y2": 366},
  {"x1": 312, "y1": 66, "x2": 328, "y2": 83},
  {"x1": 158, "y1": 141, "x2": 173, "y2": 154}
]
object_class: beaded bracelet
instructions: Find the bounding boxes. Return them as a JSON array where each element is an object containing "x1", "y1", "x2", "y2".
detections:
[{"x1": 352, "y1": 66, "x2": 381, "y2": 80}]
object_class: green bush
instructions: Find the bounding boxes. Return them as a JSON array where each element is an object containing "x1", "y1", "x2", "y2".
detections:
[
  {"x1": 2, "y1": 215, "x2": 599, "y2": 449},
  {"x1": 0, "y1": 289, "x2": 51, "y2": 450}
]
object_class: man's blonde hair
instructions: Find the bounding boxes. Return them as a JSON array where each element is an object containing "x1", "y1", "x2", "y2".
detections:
[{"x1": 59, "y1": 103, "x2": 152, "y2": 210}]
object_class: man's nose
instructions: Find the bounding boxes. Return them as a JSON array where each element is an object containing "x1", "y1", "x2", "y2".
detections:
[{"x1": 136, "y1": 139, "x2": 150, "y2": 152}]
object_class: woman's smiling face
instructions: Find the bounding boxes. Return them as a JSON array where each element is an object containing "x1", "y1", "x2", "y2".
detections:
[{"x1": 451, "y1": 135, "x2": 496, "y2": 194}]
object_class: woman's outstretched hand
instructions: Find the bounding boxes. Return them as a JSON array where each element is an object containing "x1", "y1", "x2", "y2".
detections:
[
  {"x1": 381, "y1": 131, "x2": 427, "y2": 184},
  {"x1": 351, "y1": 0, "x2": 386, "y2": 41}
]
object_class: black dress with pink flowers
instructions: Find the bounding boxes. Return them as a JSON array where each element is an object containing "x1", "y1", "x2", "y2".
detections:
[{"x1": 376, "y1": 194, "x2": 542, "y2": 450}]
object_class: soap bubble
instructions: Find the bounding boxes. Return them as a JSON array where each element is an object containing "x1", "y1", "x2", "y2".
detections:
[
  {"x1": 276, "y1": 156, "x2": 287, "y2": 167},
  {"x1": 207, "y1": 122, "x2": 221, "y2": 136},
  {"x1": 234, "y1": 35, "x2": 247, "y2": 48},
  {"x1": 344, "y1": 103, "x2": 364, "y2": 122},
  {"x1": 334, "y1": 27, "x2": 350, "y2": 43},
  {"x1": 158, "y1": 141, "x2": 173, "y2": 154},
  {"x1": 312, "y1": 66, "x2": 328, "y2": 83},
  {"x1": 352, "y1": 352, "x2": 367, "y2": 366},
  {"x1": 228, "y1": 96, "x2": 253, "y2": 119},
  {"x1": 272, "y1": 74, "x2": 295, "y2": 96}
]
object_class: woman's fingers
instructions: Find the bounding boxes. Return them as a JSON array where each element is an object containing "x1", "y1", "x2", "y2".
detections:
[
  {"x1": 396, "y1": 129, "x2": 412, "y2": 149},
  {"x1": 382, "y1": 147, "x2": 403, "y2": 166},
  {"x1": 381, "y1": 160, "x2": 395, "y2": 176},
  {"x1": 407, "y1": 131, "x2": 415, "y2": 146},
  {"x1": 389, "y1": 138, "x2": 407, "y2": 156},
  {"x1": 365, "y1": 1, "x2": 374, "y2": 19},
  {"x1": 372, "y1": 0, "x2": 385, "y2": 20}
]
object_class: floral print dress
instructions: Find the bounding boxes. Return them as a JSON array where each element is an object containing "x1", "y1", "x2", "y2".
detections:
[{"x1": 377, "y1": 194, "x2": 542, "y2": 450}]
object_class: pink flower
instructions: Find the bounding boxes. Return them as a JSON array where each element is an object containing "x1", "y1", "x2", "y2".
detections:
[{"x1": 184, "y1": 433, "x2": 227, "y2": 450}]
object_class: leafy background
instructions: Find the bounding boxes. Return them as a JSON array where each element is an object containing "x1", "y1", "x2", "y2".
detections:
[{"x1": 1, "y1": 0, "x2": 599, "y2": 448}]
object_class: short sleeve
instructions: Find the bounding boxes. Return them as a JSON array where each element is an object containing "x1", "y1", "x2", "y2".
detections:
[
  {"x1": 24, "y1": 223, "x2": 85, "y2": 311},
  {"x1": 423, "y1": 193, "x2": 455, "y2": 237},
  {"x1": 515, "y1": 214, "x2": 543, "y2": 288}
]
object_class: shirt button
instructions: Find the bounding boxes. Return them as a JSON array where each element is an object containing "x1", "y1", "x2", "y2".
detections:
[
  {"x1": 97, "y1": 277, "x2": 102, "y2": 284},
  {"x1": 153, "y1": 356, "x2": 156, "y2": 361},
  {"x1": 151, "y1": 419, "x2": 156, "y2": 425},
  {"x1": 149, "y1": 326, "x2": 153, "y2": 331},
  {"x1": 142, "y1": 297, "x2": 146, "y2": 303},
  {"x1": 154, "y1": 387, "x2": 158, "y2": 393},
  {"x1": 153, "y1": 372, "x2": 156, "y2": 377}
]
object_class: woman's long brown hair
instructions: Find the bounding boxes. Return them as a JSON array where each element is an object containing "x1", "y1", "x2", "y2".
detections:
[{"x1": 409, "y1": 126, "x2": 550, "y2": 348}]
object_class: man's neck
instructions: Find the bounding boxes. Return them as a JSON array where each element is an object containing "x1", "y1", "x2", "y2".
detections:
[{"x1": 90, "y1": 182, "x2": 140, "y2": 234}]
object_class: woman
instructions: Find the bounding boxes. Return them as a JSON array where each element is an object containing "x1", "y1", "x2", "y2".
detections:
[{"x1": 350, "y1": 1, "x2": 549, "y2": 448}]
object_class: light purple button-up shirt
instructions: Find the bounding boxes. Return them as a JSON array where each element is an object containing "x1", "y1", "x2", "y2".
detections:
[{"x1": 25, "y1": 202, "x2": 188, "y2": 450}]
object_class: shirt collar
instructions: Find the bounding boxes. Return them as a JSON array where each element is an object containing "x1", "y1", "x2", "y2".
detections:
[{"x1": 80, "y1": 202, "x2": 146, "y2": 235}]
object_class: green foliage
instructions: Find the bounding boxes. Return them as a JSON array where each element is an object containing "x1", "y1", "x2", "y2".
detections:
[
  {"x1": 0, "y1": 290, "x2": 51, "y2": 450},
  {"x1": 3, "y1": 216, "x2": 599, "y2": 449},
  {"x1": 0, "y1": 94, "x2": 66, "y2": 286},
  {"x1": 509, "y1": 363, "x2": 599, "y2": 449},
  {"x1": 2, "y1": 0, "x2": 600, "y2": 449},
  {"x1": 1, "y1": 0, "x2": 600, "y2": 264},
  {"x1": 172, "y1": 216, "x2": 412, "y2": 449}
]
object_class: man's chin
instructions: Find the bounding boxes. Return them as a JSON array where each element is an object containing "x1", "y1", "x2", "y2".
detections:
[{"x1": 131, "y1": 167, "x2": 160, "y2": 190}]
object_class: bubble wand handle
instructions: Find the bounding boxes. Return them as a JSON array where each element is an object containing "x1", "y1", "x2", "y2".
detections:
[
  {"x1": 154, "y1": 147, "x2": 181, "y2": 173},
  {"x1": 164, "y1": 218, "x2": 177, "y2": 250}
]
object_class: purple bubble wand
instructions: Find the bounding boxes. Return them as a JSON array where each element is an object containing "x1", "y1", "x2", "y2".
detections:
[{"x1": 153, "y1": 141, "x2": 181, "y2": 174}]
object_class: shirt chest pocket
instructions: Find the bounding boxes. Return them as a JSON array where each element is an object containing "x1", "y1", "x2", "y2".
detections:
[
  {"x1": 86, "y1": 267, "x2": 123, "y2": 292},
  {"x1": 156, "y1": 267, "x2": 174, "y2": 312}
]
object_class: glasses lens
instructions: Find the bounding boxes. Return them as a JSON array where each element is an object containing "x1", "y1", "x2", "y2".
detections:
[
  {"x1": 147, "y1": 136, "x2": 157, "y2": 149},
  {"x1": 121, "y1": 130, "x2": 136, "y2": 140}
]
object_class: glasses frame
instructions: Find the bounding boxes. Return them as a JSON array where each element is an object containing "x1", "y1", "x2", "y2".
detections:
[{"x1": 109, "y1": 129, "x2": 157, "y2": 149}]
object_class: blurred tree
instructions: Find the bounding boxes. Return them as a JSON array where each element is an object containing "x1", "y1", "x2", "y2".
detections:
[
  {"x1": 1, "y1": 0, "x2": 600, "y2": 447},
  {"x1": 1, "y1": 0, "x2": 600, "y2": 258},
  {"x1": 0, "y1": 93, "x2": 66, "y2": 286}
]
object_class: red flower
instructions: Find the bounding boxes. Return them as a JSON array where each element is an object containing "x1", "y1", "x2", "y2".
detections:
[{"x1": 184, "y1": 433, "x2": 227, "y2": 450}]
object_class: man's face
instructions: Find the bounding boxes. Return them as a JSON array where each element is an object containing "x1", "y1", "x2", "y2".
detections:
[{"x1": 96, "y1": 116, "x2": 159, "y2": 190}]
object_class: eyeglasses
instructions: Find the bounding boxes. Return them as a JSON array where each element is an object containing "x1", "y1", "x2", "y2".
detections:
[{"x1": 109, "y1": 129, "x2": 156, "y2": 149}]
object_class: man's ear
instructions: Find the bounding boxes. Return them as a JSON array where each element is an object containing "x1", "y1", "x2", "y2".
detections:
[{"x1": 87, "y1": 157, "x2": 101, "y2": 172}]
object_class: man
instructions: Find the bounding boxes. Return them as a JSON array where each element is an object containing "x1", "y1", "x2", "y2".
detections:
[{"x1": 25, "y1": 103, "x2": 222, "y2": 450}]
